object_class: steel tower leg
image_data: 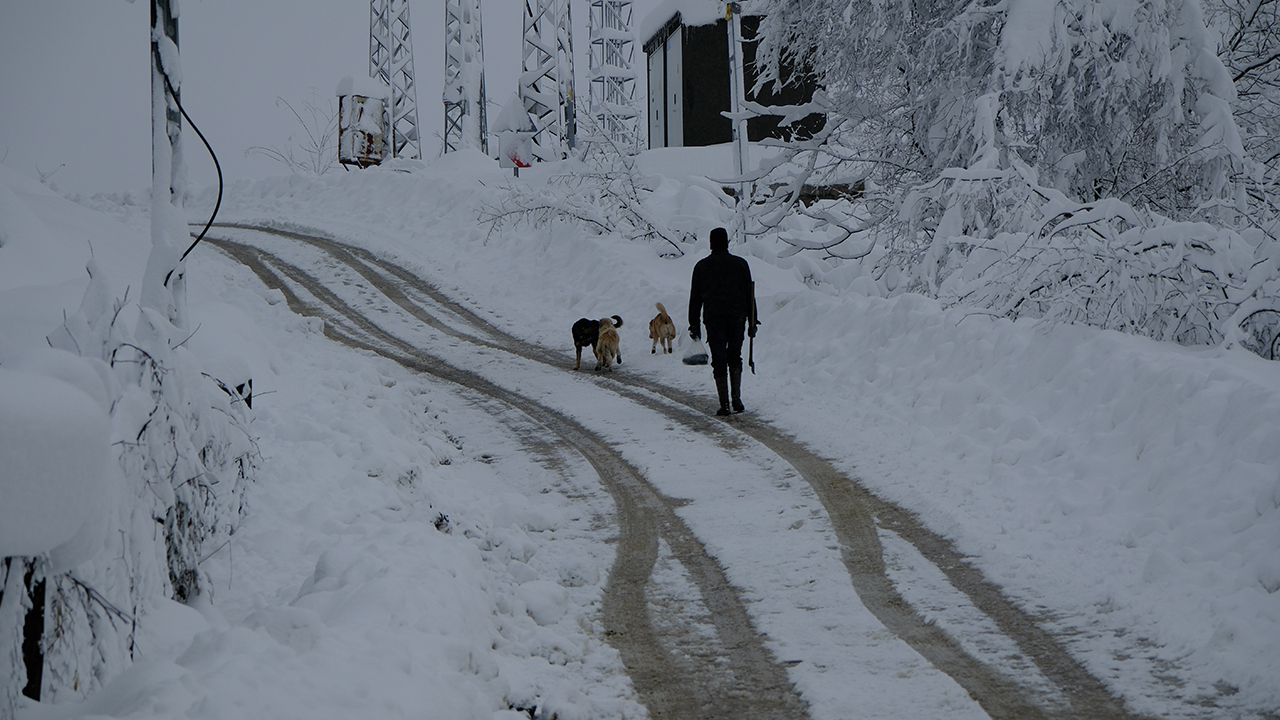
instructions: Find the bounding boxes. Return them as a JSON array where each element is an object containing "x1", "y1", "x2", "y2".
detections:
[
  {"x1": 444, "y1": 0, "x2": 489, "y2": 154},
  {"x1": 588, "y1": 0, "x2": 637, "y2": 148},
  {"x1": 370, "y1": 0, "x2": 422, "y2": 160},
  {"x1": 521, "y1": 0, "x2": 575, "y2": 162}
]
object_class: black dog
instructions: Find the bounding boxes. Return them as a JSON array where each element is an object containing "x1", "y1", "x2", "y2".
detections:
[{"x1": 572, "y1": 315, "x2": 623, "y2": 370}]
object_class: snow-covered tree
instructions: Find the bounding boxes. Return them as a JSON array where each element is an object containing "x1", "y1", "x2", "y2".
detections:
[
  {"x1": 730, "y1": 0, "x2": 1280, "y2": 356},
  {"x1": 754, "y1": 0, "x2": 1246, "y2": 216},
  {"x1": 1207, "y1": 0, "x2": 1280, "y2": 169}
]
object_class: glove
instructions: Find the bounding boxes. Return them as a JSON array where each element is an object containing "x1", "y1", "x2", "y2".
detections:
[
  {"x1": 689, "y1": 326, "x2": 700, "y2": 341},
  {"x1": 747, "y1": 324, "x2": 757, "y2": 339}
]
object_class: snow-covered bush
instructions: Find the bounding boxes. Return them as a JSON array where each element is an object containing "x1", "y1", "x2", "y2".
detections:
[
  {"x1": 903, "y1": 167, "x2": 1280, "y2": 352},
  {"x1": 1206, "y1": 0, "x2": 1280, "y2": 172},
  {"x1": 480, "y1": 116, "x2": 692, "y2": 256},
  {"x1": 245, "y1": 94, "x2": 339, "y2": 176},
  {"x1": 1, "y1": 260, "x2": 255, "y2": 711},
  {"x1": 747, "y1": 143, "x2": 1280, "y2": 354},
  {"x1": 722, "y1": 0, "x2": 1280, "y2": 355},
  {"x1": 742, "y1": 109, "x2": 904, "y2": 263}
]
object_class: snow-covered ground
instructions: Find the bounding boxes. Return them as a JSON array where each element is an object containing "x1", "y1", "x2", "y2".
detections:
[{"x1": 2, "y1": 148, "x2": 1278, "y2": 718}]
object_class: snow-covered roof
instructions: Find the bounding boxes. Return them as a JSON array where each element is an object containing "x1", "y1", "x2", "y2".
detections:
[
  {"x1": 335, "y1": 75, "x2": 389, "y2": 99},
  {"x1": 639, "y1": 0, "x2": 768, "y2": 50},
  {"x1": 639, "y1": 0, "x2": 723, "y2": 45}
]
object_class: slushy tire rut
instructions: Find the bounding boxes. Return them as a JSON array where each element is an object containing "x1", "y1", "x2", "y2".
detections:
[
  {"x1": 207, "y1": 233, "x2": 806, "y2": 720},
  {"x1": 206, "y1": 223, "x2": 1149, "y2": 720}
]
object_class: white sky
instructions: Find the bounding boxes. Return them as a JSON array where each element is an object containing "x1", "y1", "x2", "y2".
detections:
[{"x1": 0, "y1": 0, "x2": 664, "y2": 196}]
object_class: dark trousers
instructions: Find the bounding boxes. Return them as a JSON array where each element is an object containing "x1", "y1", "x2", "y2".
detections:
[{"x1": 705, "y1": 315, "x2": 745, "y2": 377}]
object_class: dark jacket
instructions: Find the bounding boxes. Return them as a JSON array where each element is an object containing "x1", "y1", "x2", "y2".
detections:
[{"x1": 689, "y1": 248, "x2": 753, "y2": 329}]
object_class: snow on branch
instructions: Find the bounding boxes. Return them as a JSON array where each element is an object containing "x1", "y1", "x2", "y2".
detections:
[
  {"x1": 2, "y1": 259, "x2": 257, "y2": 711},
  {"x1": 481, "y1": 119, "x2": 697, "y2": 256},
  {"x1": 902, "y1": 172, "x2": 1280, "y2": 356},
  {"x1": 717, "y1": 0, "x2": 1280, "y2": 355}
]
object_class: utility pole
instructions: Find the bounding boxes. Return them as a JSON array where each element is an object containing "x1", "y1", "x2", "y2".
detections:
[
  {"x1": 726, "y1": 2, "x2": 749, "y2": 183},
  {"x1": 144, "y1": 0, "x2": 188, "y2": 325},
  {"x1": 521, "y1": 0, "x2": 576, "y2": 162},
  {"x1": 443, "y1": 0, "x2": 489, "y2": 153},
  {"x1": 370, "y1": 0, "x2": 422, "y2": 160},
  {"x1": 588, "y1": 0, "x2": 638, "y2": 148},
  {"x1": 726, "y1": 2, "x2": 750, "y2": 242}
]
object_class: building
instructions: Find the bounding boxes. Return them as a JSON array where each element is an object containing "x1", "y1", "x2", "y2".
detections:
[{"x1": 642, "y1": 2, "x2": 823, "y2": 150}]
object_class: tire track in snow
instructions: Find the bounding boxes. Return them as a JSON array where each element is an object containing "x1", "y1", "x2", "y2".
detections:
[
  {"x1": 205, "y1": 234, "x2": 808, "y2": 720},
  {"x1": 209, "y1": 223, "x2": 1149, "y2": 719}
]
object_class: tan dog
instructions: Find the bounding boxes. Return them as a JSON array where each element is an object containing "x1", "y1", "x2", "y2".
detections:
[
  {"x1": 648, "y1": 302, "x2": 676, "y2": 354},
  {"x1": 572, "y1": 315, "x2": 622, "y2": 370},
  {"x1": 595, "y1": 317, "x2": 621, "y2": 371}
]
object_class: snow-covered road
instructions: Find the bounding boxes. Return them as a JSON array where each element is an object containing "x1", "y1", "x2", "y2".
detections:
[{"x1": 199, "y1": 222, "x2": 1148, "y2": 719}]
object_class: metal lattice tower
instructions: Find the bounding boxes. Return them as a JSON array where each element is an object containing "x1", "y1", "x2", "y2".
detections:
[
  {"x1": 521, "y1": 0, "x2": 576, "y2": 162},
  {"x1": 370, "y1": 0, "x2": 422, "y2": 159},
  {"x1": 588, "y1": 0, "x2": 637, "y2": 148},
  {"x1": 443, "y1": 0, "x2": 488, "y2": 154}
]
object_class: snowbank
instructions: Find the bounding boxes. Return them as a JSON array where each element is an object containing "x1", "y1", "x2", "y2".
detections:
[
  {"x1": 761, "y1": 288, "x2": 1280, "y2": 710},
  {"x1": 0, "y1": 365, "x2": 111, "y2": 563}
]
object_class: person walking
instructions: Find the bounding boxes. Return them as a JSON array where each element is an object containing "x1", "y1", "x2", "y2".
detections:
[{"x1": 688, "y1": 227, "x2": 757, "y2": 416}]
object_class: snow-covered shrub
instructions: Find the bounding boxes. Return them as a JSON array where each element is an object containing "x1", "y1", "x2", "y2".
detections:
[
  {"x1": 748, "y1": 144, "x2": 1280, "y2": 353},
  {"x1": 0, "y1": 560, "x2": 31, "y2": 714},
  {"x1": 245, "y1": 94, "x2": 339, "y2": 176},
  {"x1": 743, "y1": 110, "x2": 914, "y2": 265},
  {"x1": 1206, "y1": 0, "x2": 1280, "y2": 172},
  {"x1": 908, "y1": 168, "x2": 1280, "y2": 348},
  {"x1": 480, "y1": 115, "x2": 692, "y2": 256},
  {"x1": 1, "y1": 261, "x2": 255, "y2": 711}
]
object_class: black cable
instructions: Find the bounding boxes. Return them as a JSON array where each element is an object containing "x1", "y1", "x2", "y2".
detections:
[{"x1": 160, "y1": 72, "x2": 223, "y2": 285}]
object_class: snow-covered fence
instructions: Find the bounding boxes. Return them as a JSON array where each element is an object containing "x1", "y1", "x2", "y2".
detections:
[{"x1": 1, "y1": 262, "x2": 255, "y2": 711}]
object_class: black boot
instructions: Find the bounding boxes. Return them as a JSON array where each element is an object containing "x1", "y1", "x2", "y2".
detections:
[
  {"x1": 714, "y1": 373, "x2": 731, "y2": 416},
  {"x1": 730, "y1": 369, "x2": 744, "y2": 413}
]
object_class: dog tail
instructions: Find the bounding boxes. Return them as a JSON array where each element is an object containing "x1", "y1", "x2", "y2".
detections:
[
  {"x1": 611, "y1": 315, "x2": 623, "y2": 328},
  {"x1": 655, "y1": 302, "x2": 667, "y2": 316}
]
